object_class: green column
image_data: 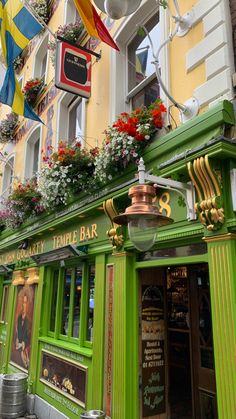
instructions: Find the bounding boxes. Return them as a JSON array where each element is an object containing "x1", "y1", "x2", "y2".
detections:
[
  {"x1": 112, "y1": 252, "x2": 138, "y2": 419},
  {"x1": 204, "y1": 233, "x2": 236, "y2": 419},
  {"x1": 91, "y1": 254, "x2": 106, "y2": 408}
]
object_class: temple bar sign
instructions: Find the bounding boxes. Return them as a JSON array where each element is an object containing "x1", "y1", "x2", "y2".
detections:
[{"x1": 0, "y1": 224, "x2": 98, "y2": 265}]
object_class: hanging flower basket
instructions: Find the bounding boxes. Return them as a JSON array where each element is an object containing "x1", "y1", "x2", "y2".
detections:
[
  {"x1": 0, "y1": 113, "x2": 19, "y2": 144},
  {"x1": 0, "y1": 179, "x2": 44, "y2": 230},
  {"x1": 23, "y1": 78, "x2": 46, "y2": 107},
  {"x1": 94, "y1": 99, "x2": 167, "y2": 183},
  {"x1": 38, "y1": 141, "x2": 100, "y2": 210},
  {"x1": 29, "y1": 0, "x2": 50, "y2": 24},
  {"x1": 48, "y1": 20, "x2": 85, "y2": 66},
  {"x1": 13, "y1": 54, "x2": 25, "y2": 74}
]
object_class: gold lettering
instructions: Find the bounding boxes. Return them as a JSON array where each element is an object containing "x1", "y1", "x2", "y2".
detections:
[
  {"x1": 80, "y1": 226, "x2": 86, "y2": 241},
  {"x1": 86, "y1": 227, "x2": 91, "y2": 240},
  {"x1": 159, "y1": 192, "x2": 171, "y2": 218},
  {"x1": 53, "y1": 236, "x2": 57, "y2": 249},
  {"x1": 72, "y1": 230, "x2": 77, "y2": 244},
  {"x1": 91, "y1": 224, "x2": 98, "y2": 238},
  {"x1": 65, "y1": 233, "x2": 71, "y2": 245}
]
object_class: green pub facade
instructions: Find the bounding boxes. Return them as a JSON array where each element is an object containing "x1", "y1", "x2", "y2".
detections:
[{"x1": 0, "y1": 101, "x2": 236, "y2": 419}]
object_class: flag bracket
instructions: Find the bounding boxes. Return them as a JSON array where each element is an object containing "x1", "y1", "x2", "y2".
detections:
[{"x1": 57, "y1": 36, "x2": 102, "y2": 60}]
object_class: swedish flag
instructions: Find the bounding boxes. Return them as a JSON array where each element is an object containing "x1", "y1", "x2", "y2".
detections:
[{"x1": 0, "y1": 0, "x2": 43, "y2": 122}]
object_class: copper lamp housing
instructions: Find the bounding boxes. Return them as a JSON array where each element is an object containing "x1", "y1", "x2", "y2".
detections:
[{"x1": 113, "y1": 184, "x2": 173, "y2": 226}]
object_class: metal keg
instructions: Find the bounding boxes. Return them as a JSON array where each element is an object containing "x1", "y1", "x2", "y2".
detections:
[
  {"x1": 0, "y1": 373, "x2": 28, "y2": 418},
  {"x1": 80, "y1": 410, "x2": 105, "y2": 419}
]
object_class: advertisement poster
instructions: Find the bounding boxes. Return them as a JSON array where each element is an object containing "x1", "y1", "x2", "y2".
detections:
[
  {"x1": 10, "y1": 284, "x2": 35, "y2": 371},
  {"x1": 141, "y1": 285, "x2": 165, "y2": 417},
  {"x1": 41, "y1": 351, "x2": 87, "y2": 407}
]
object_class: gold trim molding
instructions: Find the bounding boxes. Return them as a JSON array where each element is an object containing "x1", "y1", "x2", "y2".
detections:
[
  {"x1": 25, "y1": 267, "x2": 40, "y2": 285},
  {"x1": 103, "y1": 198, "x2": 123, "y2": 251},
  {"x1": 12, "y1": 270, "x2": 25, "y2": 286},
  {"x1": 187, "y1": 155, "x2": 224, "y2": 231},
  {"x1": 203, "y1": 233, "x2": 236, "y2": 243}
]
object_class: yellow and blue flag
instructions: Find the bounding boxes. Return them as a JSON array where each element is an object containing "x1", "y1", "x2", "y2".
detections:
[{"x1": 0, "y1": 0, "x2": 43, "y2": 122}]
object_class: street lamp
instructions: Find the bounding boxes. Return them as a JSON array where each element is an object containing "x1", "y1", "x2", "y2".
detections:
[
  {"x1": 94, "y1": 0, "x2": 142, "y2": 20},
  {"x1": 113, "y1": 158, "x2": 196, "y2": 251}
]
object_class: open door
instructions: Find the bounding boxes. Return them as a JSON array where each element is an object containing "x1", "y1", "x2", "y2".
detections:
[{"x1": 189, "y1": 265, "x2": 217, "y2": 418}]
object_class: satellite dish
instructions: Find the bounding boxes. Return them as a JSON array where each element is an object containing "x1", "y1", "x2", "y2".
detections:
[{"x1": 94, "y1": 0, "x2": 142, "y2": 19}]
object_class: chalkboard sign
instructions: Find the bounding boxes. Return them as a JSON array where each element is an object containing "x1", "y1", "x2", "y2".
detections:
[
  {"x1": 40, "y1": 350, "x2": 87, "y2": 407},
  {"x1": 141, "y1": 285, "x2": 165, "y2": 416}
]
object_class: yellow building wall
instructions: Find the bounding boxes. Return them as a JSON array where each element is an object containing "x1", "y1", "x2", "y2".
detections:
[{"x1": 0, "y1": 0, "x2": 228, "y2": 188}]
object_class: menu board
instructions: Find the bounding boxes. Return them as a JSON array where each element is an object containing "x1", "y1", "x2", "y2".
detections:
[{"x1": 141, "y1": 285, "x2": 165, "y2": 417}]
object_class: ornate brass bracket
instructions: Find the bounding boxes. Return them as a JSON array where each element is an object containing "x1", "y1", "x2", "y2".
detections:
[
  {"x1": 103, "y1": 199, "x2": 124, "y2": 250},
  {"x1": 187, "y1": 155, "x2": 224, "y2": 231}
]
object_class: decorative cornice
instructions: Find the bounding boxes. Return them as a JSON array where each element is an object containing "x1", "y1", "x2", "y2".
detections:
[
  {"x1": 103, "y1": 199, "x2": 123, "y2": 251},
  {"x1": 25, "y1": 267, "x2": 40, "y2": 285},
  {"x1": 12, "y1": 270, "x2": 25, "y2": 286},
  {"x1": 203, "y1": 233, "x2": 236, "y2": 243},
  {"x1": 187, "y1": 155, "x2": 224, "y2": 231}
]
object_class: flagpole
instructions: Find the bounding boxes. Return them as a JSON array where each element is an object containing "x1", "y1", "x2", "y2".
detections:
[{"x1": 22, "y1": 0, "x2": 56, "y2": 39}]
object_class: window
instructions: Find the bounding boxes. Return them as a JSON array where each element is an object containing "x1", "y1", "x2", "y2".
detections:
[
  {"x1": 48, "y1": 261, "x2": 95, "y2": 346},
  {"x1": 110, "y1": 1, "x2": 169, "y2": 120},
  {"x1": 64, "y1": 0, "x2": 80, "y2": 24},
  {"x1": 127, "y1": 14, "x2": 160, "y2": 108},
  {"x1": 2, "y1": 156, "x2": 15, "y2": 199},
  {"x1": 57, "y1": 93, "x2": 86, "y2": 145},
  {"x1": 24, "y1": 126, "x2": 41, "y2": 179},
  {"x1": 33, "y1": 33, "x2": 49, "y2": 83}
]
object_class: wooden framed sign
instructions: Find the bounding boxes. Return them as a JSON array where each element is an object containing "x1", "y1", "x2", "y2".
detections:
[
  {"x1": 40, "y1": 350, "x2": 87, "y2": 407},
  {"x1": 55, "y1": 38, "x2": 92, "y2": 98}
]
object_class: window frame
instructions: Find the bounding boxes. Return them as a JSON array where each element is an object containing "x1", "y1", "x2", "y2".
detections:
[
  {"x1": 57, "y1": 92, "x2": 86, "y2": 147},
  {"x1": 24, "y1": 124, "x2": 42, "y2": 179},
  {"x1": 109, "y1": 0, "x2": 169, "y2": 122},
  {"x1": 1, "y1": 154, "x2": 15, "y2": 199},
  {"x1": 32, "y1": 32, "x2": 49, "y2": 83},
  {"x1": 64, "y1": 0, "x2": 80, "y2": 24},
  {"x1": 46, "y1": 259, "x2": 95, "y2": 349}
]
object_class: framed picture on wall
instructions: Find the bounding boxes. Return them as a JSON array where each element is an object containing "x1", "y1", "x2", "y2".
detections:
[
  {"x1": 40, "y1": 350, "x2": 87, "y2": 407},
  {"x1": 10, "y1": 284, "x2": 36, "y2": 371}
]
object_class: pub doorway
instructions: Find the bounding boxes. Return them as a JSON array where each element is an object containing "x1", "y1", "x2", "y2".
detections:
[{"x1": 139, "y1": 264, "x2": 218, "y2": 419}]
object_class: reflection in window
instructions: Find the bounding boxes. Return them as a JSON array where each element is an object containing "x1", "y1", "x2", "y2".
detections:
[
  {"x1": 0, "y1": 286, "x2": 9, "y2": 322},
  {"x1": 2, "y1": 156, "x2": 14, "y2": 199},
  {"x1": 50, "y1": 270, "x2": 59, "y2": 332},
  {"x1": 87, "y1": 264, "x2": 95, "y2": 341},
  {"x1": 72, "y1": 266, "x2": 82, "y2": 338},
  {"x1": 197, "y1": 270, "x2": 214, "y2": 369},
  {"x1": 69, "y1": 99, "x2": 83, "y2": 143},
  {"x1": 61, "y1": 268, "x2": 72, "y2": 335},
  {"x1": 128, "y1": 14, "x2": 160, "y2": 108}
]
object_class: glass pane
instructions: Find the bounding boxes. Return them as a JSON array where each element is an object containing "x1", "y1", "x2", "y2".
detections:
[
  {"x1": 33, "y1": 137, "x2": 40, "y2": 174},
  {"x1": 72, "y1": 266, "x2": 82, "y2": 338},
  {"x1": 138, "y1": 243, "x2": 207, "y2": 261},
  {"x1": 86, "y1": 264, "x2": 95, "y2": 341},
  {"x1": 200, "y1": 391, "x2": 217, "y2": 419},
  {"x1": 61, "y1": 268, "x2": 72, "y2": 335},
  {"x1": 167, "y1": 267, "x2": 189, "y2": 330},
  {"x1": 41, "y1": 53, "x2": 47, "y2": 82},
  {"x1": 197, "y1": 269, "x2": 214, "y2": 369},
  {"x1": 0, "y1": 286, "x2": 9, "y2": 321},
  {"x1": 128, "y1": 15, "x2": 160, "y2": 92},
  {"x1": 50, "y1": 270, "x2": 59, "y2": 332},
  {"x1": 131, "y1": 78, "x2": 160, "y2": 108},
  {"x1": 69, "y1": 100, "x2": 82, "y2": 142}
]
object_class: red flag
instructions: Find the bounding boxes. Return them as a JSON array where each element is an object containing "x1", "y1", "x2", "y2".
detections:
[{"x1": 73, "y1": 0, "x2": 119, "y2": 51}]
